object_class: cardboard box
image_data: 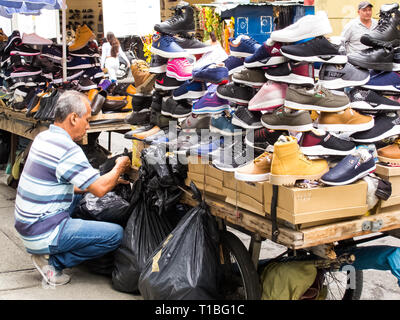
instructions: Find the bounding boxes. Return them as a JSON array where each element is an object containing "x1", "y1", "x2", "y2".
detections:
[
  {"x1": 375, "y1": 164, "x2": 400, "y2": 208},
  {"x1": 185, "y1": 172, "x2": 226, "y2": 198},
  {"x1": 263, "y1": 181, "x2": 369, "y2": 225},
  {"x1": 187, "y1": 161, "x2": 224, "y2": 181},
  {"x1": 225, "y1": 188, "x2": 265, "y2": 215}
]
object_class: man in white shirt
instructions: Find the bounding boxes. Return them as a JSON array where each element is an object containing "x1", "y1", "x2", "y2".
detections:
[{"x1": 341, "y1": 1, "x2": 378, "y2": 54}]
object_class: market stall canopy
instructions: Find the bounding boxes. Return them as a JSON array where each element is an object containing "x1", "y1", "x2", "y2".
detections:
[{"x1": 0, "y1": 0, "x2": 63, "y2": 18}]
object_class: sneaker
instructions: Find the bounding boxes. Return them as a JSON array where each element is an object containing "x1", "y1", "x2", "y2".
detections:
[
  {"x1": 280, "y1": 36, "x2": 347, "y2": 64},
  {"x1": 284, "y1": 85, "x2": 350, "y2": 112},
  {"x1": 82, "y1": 66, "x2": 104, "y2": 80},
  {"x1": 232, "y1": 68, "x2": 266, "y2": 88},
  {"x1": 270, "y1": 11, "x2": 333, "y2": 43},
  {"x1": 68, "y1": 45, "x2": 100, "y2": 58},
  {"x1": 10, "y1": 66, "x2": 42, "y2": 77},
  {"x1": 229, "y1": 35, "x2": 261, "y2": 58},
  {"x1": 150, "y1": 34, "x2": 188, "y2": 59},
  {"x1": 173, "y1": 80, "x2": 207, "y2": 100},
  {"x1": 151, "y1": 90, "x2": 168, "y2": 112},
  {"x1": 78, "y1": 76, "x2": 97, "y2": 91},
  {"x1": 173, "y1": 35, "x2": 213, "y2": 55},
  {"x1": 41, "y1": 44, "x2": 62, "y2": 61},
  {"x1": 231, "y1": 106, "x2": 263, "y2": 129},
  {"x1": 318, "y1": 63, "x2": 370, "y2": 89},
  {"x1": 3, "y1": 30, "x2": 21, "y2": 54},
  {"x1": 67, "y1": 56, "x2": 93, "y2": 69},
  {"x1": 161, "y1": 96, "x2": 192, "y2": 118},
  {"x1": 234, "y1": 151, "x2": 272, "y2": 182},
  {"x1": 245, "y1": 127, "x2": 285, "y2": 151},
  {"x1": 264, "y1": 61, "x2": 315, "y2": 85},
  {"x1": 248, "y1": 81, "x2": 287, "y2": 111},
  {"x1": 348, "y1": 47, "x2": 395, "y2": 72},
  {"x1": 377, "y1": 139, "x2": 400, "y2": 164},
  {"x1": 317, "y1": 108, "x2": 374, "y2": 132},
  {"x1": 192, "y1": 90, "x2": 230, "y2": 114},
  {"x1": 210, "y1": 113, "x2": 243, "y2": 136},
  {"x1": 223, "y1": 56, "x2": 245, "y2": 75},
  {"x1": 362, "y1": 71, "x2": 400, "y2": 93},
  {"x1": 212, "y1": 142, "x2": 257, "y2": 172},
  {"x1": 348, "y1": 88, "x2": 400, "y2": 111},
  {"x1": 31, "y1": 254, "x2": 71, "y2": 286},
  {"x1": 149, "y1": 54, "x2": 168, "y2": 74},
  {"x1": 180, "y1": 113, "x2": 211, "y2": 132},
  {"x1": 360, "y1": 3, "x2": 400, "y2": 48},
  {"x1": 393, "y1": 47, "x2": 400, "y2": 71},
  {"x1": 320, "y1": 149, "x2": 376, "y2": 186},
  {"x1": 154, "y1": 73, "x2": 184, "y2": 90},
  {"x1": 188, "y1": 137, "x2": 223, "y2": 157},
  {"x1": 150, "y1": 110, "x2": 172, "y2": 129},
  {"x1": 124, "y1": 109, "x2": 151, "y2": 125},
  {"x1": 10, "y1": 43, "x2": 40, "y2": 56},
  {"x1": 216, "y1": 83, "x2": 254, "y2": 105},
  {"x1": 350, "y1": 112, "x2": 400, "y2": 143},
  {"x1": 261, "y1": 106, "x2": 314, "y2": 132},
  {"x1": 299, "y1": 129, "x2": 356, "y2": 156},
  {"x1": 166, "y1": 57, "x2": 193, "y2": 81},
  {"x1": 22, "y1": 33, "x2": 53, "y2": 46},
  {"x1": 192, "y1": 63, "x2": 229, "y2": 84},
  {"x1": 244, "y1": 41, "x2": 287, "y2": 68},
  {"x1": 69, "y1": 24, "x2": 95, "y2": 51},
  {"x1": 154, "y1": 5, "x2": 195, "y2": 34}
]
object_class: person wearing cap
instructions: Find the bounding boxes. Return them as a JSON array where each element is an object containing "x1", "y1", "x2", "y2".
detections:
[{"x1": 341, "y1": 1, "x2": 378, "y2": 53}]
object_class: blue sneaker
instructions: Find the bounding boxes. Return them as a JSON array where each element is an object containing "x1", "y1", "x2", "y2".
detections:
[
  {"x1": 67, "y1": 56, "x2": 93, "y2": 69},
  {"x1": 229, "y1": 35, "x2": 261, "y2": 58},
  {"x1": 173, "y1": 80, "x2": 207, "y2": 100},
  {"x1": 192, "y1": 91, "x2": 230, "y2": 114},
  {"x1": 223, "y1": 56, "x2": 245, "y2": 75},
  {"x1": 41, "y1": 45, "x2": 62, "y2": 61},
  {"x1": 210, "y1": 113, "x2": 243, "y2": 136},
  {"x1": 363, "y1": 71, "x2": 400, "y2": 93},
  {"x1": 244, "y1": 41, "x2": 287, "y2": 68},
  {"x1": 320, "y1": 148, "x2": 376, "y2": 186},
  {"x1": 150, "y1": 34, "x2": 188, "y2": 59},
  {"x1": 192, "y1": 63, "x2": 229, "y2": 84},
  {"x1": 82, "y1": 67, "x2": 104, "y2": 79}
]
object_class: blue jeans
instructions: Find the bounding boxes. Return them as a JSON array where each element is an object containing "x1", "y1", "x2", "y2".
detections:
[{"x1": 48, "y1": 194, "x2": 124, "y2": 271}]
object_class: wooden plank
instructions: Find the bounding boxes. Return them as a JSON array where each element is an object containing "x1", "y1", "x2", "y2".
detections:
[{"x1": 89, "y1": 111, "x2": 130, "y2": 122}]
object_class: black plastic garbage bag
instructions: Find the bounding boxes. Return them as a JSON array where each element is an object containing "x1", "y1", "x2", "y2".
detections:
[
  {"x1": 82, "y1": 251, "x2": 116, "y2": 277},
  {"x1": 0, "y1": 130, "x2": 10, "y2": 164},
  {"x1": 138, "y1": 182, "x2": 221, "y2": 300},
  {"x1": 76, "y1": 192, "x2": 130, "y2": 227}
]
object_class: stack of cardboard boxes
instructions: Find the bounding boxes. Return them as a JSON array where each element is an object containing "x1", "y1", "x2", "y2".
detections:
[{"x1": 375, "y1": 164, "x2": 400, "y2": 214}]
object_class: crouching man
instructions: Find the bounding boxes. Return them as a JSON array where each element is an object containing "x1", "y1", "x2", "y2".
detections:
[{"x1": 14, "y1": 90, "x2": 131, "y2": 286}]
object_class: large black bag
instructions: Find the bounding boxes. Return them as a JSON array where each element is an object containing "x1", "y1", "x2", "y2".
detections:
[{"x1": 138, "y1": 182, "x2": 222, "y2": 300}]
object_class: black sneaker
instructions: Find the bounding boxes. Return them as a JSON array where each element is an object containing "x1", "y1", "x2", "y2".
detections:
[
  {"x1": 348, "y1": 47, "x2": 394, "y2": 72},
  {"x1": 154, "y1": 5, "x2": 195, "y2": 35},
  {"x1": 350, "y1": 112, "x2": 400, "y2": 143},
  {"x1": 216, "y1": 83, "x2": 255, "y2": 105},
  {"x1": 78, "y1": 76, "x2": 97, "y2": 91},
  {"x1": 3, "y1": 30, "x2": 21, "y2": 55},
  {"x1": 149, "y1": 54, "x2": 168, "y2": 74},
  {"x1": 231, "y1": 106, "x2": 263, "y2": 129},
  {"x1": 10, "y1": 43, "x2": 40, "y2": 56},
  {"x1": 151, "y1": 90, "x2": 168, "y2": 112},
  {"x1": 173, "y1": 35, "x2": 212, "y2": 55},
  {"x1": 212, "y1": 142, "x2": 260, "y2": 172},
  {"x1": 154, "y1": 73, "x2": 184, "y2": 90},
  {"x1": 245, "y1": 127, "x2": 285, "y2": 151},
  {"x1": 161, "y1": 96, "x2": 192, "y2": 118},
  {"x1": 348, "y1": 88, "x2": 400, "y2": 111},
  {"x1": 360, "y1": 3, "x2": 400, "y2": 48},
  {"x1": 69, "y1": 45, "x2": 100, "y2": 58},
  {"x1": 124, "y1": 110, "x2": 151, "y2": 125},
  {"x1": 280, "y1": 36, "x2": 347, "y2": 64},
  {"x1": 299, "y1": 129, "x2": 356, "y2": 156}
]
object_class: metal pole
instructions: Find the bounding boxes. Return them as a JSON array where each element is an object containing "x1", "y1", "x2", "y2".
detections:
[{"x1": 61, "y1": 0, "x2": 67, "y2": 82}]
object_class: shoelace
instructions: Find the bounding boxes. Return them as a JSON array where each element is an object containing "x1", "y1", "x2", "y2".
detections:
[
  {"x1": 254, "y1": 152, "x2": 271, "y2": 164},
  {"x1": 375, "y1": 10, "x2": 393, "y2": 32},
  {"x1": 165, "y1": 10, "x2": 184, "y2": 25}
]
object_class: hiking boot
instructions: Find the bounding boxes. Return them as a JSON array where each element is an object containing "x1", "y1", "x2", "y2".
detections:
[
  {"x1": 248, "y1": 81, "x2": 287, "y2": 112},
  {"x1": 69, "y1": 24, "x2": 95, "y2": 51},
  {"x1": 131, "y1": 60, "x2": 152, "y2": 88},
  {"x1": 232, "y1": 68, "x2": 267, "y2": 88},
  {"x1": 154, "y1": 5, "x2": 195, "y2": 35},
  {"x1": 261, "y1": 106, "x2": 313, "y2": 132},
  {"x1": 360, "y1": 3, "x2": 400, "y2": 48},
  {"x1": 378, "y1": 139, "x2": 400, "y2": 164},
  {"x1": 285, "y1": 85, "x2": 350, "y2": 112},
  {"x1": 31, "y1": 254, "x2": 71, "y2": 286},
  {"x1": 234, "y1": 151, "x2": 272, "y2": 182},
  {"x1": 348, "y1": 47, "x2": 394, "y2": 72},
  {"x1": 264, "y1": 61, "x2": 315, "y2": 86},
  {"x1": 270, "y1": 135, "x2": 329, "y2": 186},
  {"x1": 317, "y1": 108, "x2": 374, "y2": 132}
]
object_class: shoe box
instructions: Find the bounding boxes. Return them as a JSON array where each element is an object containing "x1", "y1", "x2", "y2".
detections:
[
  {"x1": 375, "y1": 164, "x2": 400, "y2": 208},
  {"x1": 263, "y1": 181, "x2": 369, "y2": 228}
]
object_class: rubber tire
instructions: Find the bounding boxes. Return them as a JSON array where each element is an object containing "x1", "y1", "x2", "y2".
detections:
[{"x1": 219, "y1": 231, "x2": 262, "y2": 300}]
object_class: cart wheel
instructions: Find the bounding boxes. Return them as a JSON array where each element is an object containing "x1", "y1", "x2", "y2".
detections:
[
  {"x1": 219, "y1": 231, "x2": 262, "y2": 300},
  {"x1": 324, "y1": 269, "x2": 363, "y2": 300}
]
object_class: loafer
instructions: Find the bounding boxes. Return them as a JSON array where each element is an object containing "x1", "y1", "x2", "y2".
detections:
[{"x1": 90, "y1": 90, "x2": 107, "y2": 115}]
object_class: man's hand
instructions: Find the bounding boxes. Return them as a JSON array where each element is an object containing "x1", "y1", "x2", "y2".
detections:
[{"x1": 115, "y1": 156, "x2": 131, "y2": 174}]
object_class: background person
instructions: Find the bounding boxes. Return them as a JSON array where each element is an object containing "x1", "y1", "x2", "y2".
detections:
[{"x1": 101, "y1": 32, "x2": 130, "y2": 82}]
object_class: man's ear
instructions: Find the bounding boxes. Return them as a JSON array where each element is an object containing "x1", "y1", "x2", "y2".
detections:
[{"x1": 69, "y1": 112, "x2": 78, "y2": 126}]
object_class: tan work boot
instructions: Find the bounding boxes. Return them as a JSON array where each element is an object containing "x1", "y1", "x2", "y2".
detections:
[
  {"x1": 131, "y1": 60, "x2": 155, "y2": 94},
  {"x1": 378, "y1": 139, "x2": 400, "y2": 165},
  {"x1": 234, "y1": 152, "x2": 272, "y2": 182},
  {"x1": 270, "y1": 135, "x2": 329, "y2": 186},
  {"x1": 69, "y1": 24, "x2": 95, "y2": 51},
  {"x1": 31, "y1": 254, "x2": 71, "y2": 286}
]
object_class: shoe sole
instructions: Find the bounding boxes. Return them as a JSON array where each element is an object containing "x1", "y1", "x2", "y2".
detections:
[
  {"x1": 216, "y1": 91, "x2": 250, "y2": 105},
  {"x1": 280, "y1": 51, "x2": 348, "y2": 64},
  {"x1": 264, "y1": 72, "x2": 314, "y2": 85},
  {"x1": 150, "y1": 46, "x2": 189, "y2": 59},
  {"x1": 244, "y1": 56, "x2": 287, "y2": 68},
  {"x1": 230, "y1": 51, "x2": 253, "y2": 58},
  {"x1": 234, "y1": 171, "x2": 271, "y2": 182},
  {"x1": 244, "y1": 136, "x2": 270, "y2": 151},
  {"x1": 261, "y1": 118, "x2": 314, "y2": 132},
  {"x1": 31, "y1": 256, "x2": 70, "y2": 286},
  {"x1": 362, "y1": 84, "x2": 400, "y2": 93},
  {"x1": 10, "y1": 70, "x2": 42, "y2": 77},
  {"x1": 173, "y1": 91, "x2": 207, "y2": 100},
  {"x1": 270, "y1": 27, "x2": 333, "y2": 43},
  {"x1": 300, "y1": 145, "x2": 356, "y2": 156},
  {"x1": 348, "y1": 57, "x2": 393, "y2": 72},
  {"x1": 192, "y1": 76, "x2": 229, "y2": 85},
  {"x1": 161, "y1": 110, "x2": 192, "y2": 118},
  {"x1": 149, "y1": 65, "x2": 168, "y2": 74},
  {"x1": 166, "y1": 70, "x2": 193, "y2": 81},
  {"x1": 183, "y1": 46, "x2": 214, "y2": 55},
  {"x1": 350, "y1": 100, "x2": 400, "y2": 111},
  {"x1": 231, "y1": 114, "x2": 263, "y2": 129},
  {"x1": 248, "y1": 99, "x2": 284, "y2": 111},
  {"x1": 360, "y1": 35, "x2": 400, "y2": 49},
  {"x1": 155, "y1": 83, "x2": 181, "y2": 91},
  {"x1": 317, "y1": 118, "x2": 374, "y2": 133},
  {"x1": 350, "y1": 124, "x2": 400, "y2": 143},
  {"x1": 228, "y1": 65, "x2": 245, "y2": 76},
  {"x1": 209, "y1": 125, "x2": 243, "y2": 136},
  {"x1": 192, "y1": 105, "x2": 230, "y2": 114},
  {"x1": 318, "y1": 76, "x2": 370, "y2": 90},
  {"x1": 269, "y1": 169, "x2": 329, "y2": 186},
  {"x1": 10, "y1": 51, "x2": 40, "y2": 56},
  {"x1": 231, "y1": 76, "x2": 265, "y2": 88},
  {"x1": 284, "y1": 100, "x2": 350, "y2": 112},
  {"x1": 320, "y1": 165, "x2": 376, "y2": 186},
  {"x1": 378, "y1": 155, "x2": 400, "y2": 165}
]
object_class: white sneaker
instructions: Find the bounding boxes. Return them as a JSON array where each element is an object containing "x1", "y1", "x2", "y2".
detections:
[
  {"x1": 270, "y1": 11, "x2": 332, "y2": 43},
  {"x1": 31, "y1": 254, "x2": 71, "y2": 286}
]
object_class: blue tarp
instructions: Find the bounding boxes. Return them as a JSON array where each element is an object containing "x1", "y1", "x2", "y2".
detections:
[{"x1": 0, "y1": 0, "x2": 63, "y2": 18}]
